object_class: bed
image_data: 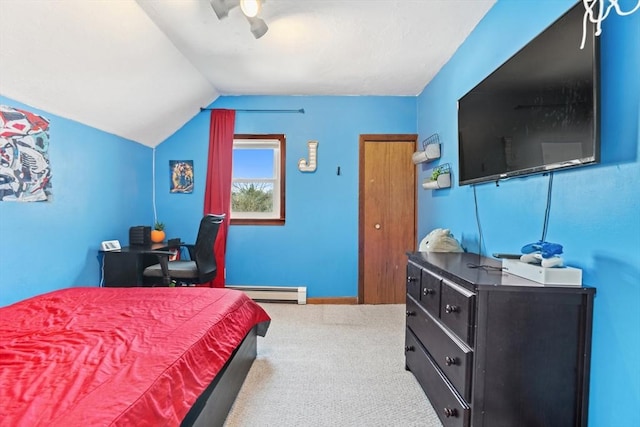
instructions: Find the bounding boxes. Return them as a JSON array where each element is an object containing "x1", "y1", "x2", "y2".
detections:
[{"x1": 0, "y1": 287, "x2": 270, "y2": 426}]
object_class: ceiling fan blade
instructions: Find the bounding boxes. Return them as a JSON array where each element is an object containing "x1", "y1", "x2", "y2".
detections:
[{"x1": 210, "y1": 0, "x2": 239, "y2": 20}]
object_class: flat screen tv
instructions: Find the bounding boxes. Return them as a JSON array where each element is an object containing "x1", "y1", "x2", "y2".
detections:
[{"x1": 457, "y1": 2, "x2": 600, "y2": 186}]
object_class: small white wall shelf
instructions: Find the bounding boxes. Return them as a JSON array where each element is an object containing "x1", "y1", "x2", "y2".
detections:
[
  {"x1": 422, "y1": 163, "x2": 451, "y2": 190},
  {"x1": 413, "y1": 133, "x2": 442, "y2": 165},
  {"x1": 422, "y1": 173, "x2": 451, "y2": 190}
]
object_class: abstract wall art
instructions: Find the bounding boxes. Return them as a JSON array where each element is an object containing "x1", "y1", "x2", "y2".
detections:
[{"x1": 0, "y1": 105, "x2": 52, "y2": 202}]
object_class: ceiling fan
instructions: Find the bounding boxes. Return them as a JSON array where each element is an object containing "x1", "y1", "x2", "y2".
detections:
[{"x1": 210, "y1": 0, "x2": 269, "y2": 39}]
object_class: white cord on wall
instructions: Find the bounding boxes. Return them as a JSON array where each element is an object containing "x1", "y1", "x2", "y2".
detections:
[
  {"x1": 100, "y1": 256, "x2": 105, "y2": 287},
  {"x1": 152, "y1": 147, "x2": 158, "y2": 224}
]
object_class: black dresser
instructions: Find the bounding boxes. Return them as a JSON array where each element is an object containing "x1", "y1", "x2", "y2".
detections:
[{"x1": 405, "y1": 252, "x2": 595, "y2": 427}]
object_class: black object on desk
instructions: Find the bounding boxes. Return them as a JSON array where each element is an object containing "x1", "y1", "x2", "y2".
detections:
[
  {"x1": 102, "y1": 243, "x2": 173, "y2": 287},
  {"x1": 129, "y1": 226, "x2": 151, "y2": 246},
  {"x1": 167, "y1": 238, "x2": 181, "y2": 247}
]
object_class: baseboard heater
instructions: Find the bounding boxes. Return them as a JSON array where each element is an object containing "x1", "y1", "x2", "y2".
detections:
[{"x1": 227, "y1": 285, "x2": 307, "y2": 304}]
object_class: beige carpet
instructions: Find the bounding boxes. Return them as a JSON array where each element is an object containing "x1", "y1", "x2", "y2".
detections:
[{"x1": 224, "y1": 303, "x2": 443, "y2": 427}]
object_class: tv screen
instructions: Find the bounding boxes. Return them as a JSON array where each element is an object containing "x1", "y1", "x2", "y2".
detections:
[{"x1": 457, "y1": 2, "x2": 600, "y2": 186}]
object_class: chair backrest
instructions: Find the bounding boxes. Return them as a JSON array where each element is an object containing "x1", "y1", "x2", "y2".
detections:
[{"x1": 193, "y1": 213, "x2": 225, "y2": 283}]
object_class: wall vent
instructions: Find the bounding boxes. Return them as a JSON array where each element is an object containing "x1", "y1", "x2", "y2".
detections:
[{"x1": 227, "y1": 285, "x2": 307, "y2": 304}]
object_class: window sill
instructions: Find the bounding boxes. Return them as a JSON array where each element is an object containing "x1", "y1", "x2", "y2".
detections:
[{"x1": 231, "y1": 218, "x2": 285, "y2": 226}]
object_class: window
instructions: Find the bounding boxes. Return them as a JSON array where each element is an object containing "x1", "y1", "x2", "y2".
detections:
[{"x1": 231, "y1": 134, "x2": 285, "y2": 225}]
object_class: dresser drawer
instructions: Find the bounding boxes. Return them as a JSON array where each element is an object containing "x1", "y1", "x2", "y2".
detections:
[
  {"x1": 406, "y1": 295, "x2": 438, "y2": 347},
  {"x1": 406, "y1": 295, "x2": 473, "y2": 401},
  {"x1": 405, "y1": 329, "x2": 470, "y2": 427},
  {"x1": 420, "y1": 269, "x2": 441, "y2": 318},
  {"x1": 440, "y1": 280, "x2": 476, "y2": 346},
  {"x1": 407, "y1": 261, "x2": 422, "y2": 301}
]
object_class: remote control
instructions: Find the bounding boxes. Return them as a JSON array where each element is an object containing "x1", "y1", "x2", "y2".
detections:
[{"x1": 492, "y1": 253, "x2": 522, "y2": 259}]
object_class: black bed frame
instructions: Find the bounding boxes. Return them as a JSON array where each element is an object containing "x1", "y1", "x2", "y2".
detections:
[{"x1": 181, "y1": 325, "x2": 259, "y2": 427}]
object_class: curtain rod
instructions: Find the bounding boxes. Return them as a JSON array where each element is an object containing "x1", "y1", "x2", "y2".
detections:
[{"x1": 200, "y1": 107, "x2": 305, "y2": 114}]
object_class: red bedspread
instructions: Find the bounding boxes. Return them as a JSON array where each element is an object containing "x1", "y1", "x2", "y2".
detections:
[{"x1": 0, "y1": 287, "x2": 270, "y2": 426}]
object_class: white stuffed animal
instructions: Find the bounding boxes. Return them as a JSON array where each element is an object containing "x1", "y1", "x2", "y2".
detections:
[{"x1": 419, "y1": 228, "x2": 464, "y2": 253}]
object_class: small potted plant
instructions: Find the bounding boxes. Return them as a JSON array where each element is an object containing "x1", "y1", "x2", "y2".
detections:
[
  {"x1": 422, "y1": 163, "x2": 452, "y2": 190},
  {"x1": 151, "y1": 221, "x2": 166, "y2": 243}
]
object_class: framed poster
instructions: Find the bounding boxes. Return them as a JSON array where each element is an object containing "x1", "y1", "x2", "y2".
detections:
[
  {"x1": 170, "y1": 160, "x2": 194, "y2": 193},
  {"x1": 0, "y1": 105, "x2": 52, "y2": 201}
]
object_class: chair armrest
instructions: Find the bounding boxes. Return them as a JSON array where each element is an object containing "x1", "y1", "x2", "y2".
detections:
[
  {"x1": 147, "y1": 250, "x2": 176, "y2": 285},
  {"x1": 147, "y1": 250, "x2": 176, "y2": 256},
  {"x1": 170, "y1": 243, "x2": 196, "y2": 260}
]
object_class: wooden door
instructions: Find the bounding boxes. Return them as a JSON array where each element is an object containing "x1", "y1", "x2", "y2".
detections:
[{"x1": 359, "y1": 134, "x2": 417, "y2": 304}]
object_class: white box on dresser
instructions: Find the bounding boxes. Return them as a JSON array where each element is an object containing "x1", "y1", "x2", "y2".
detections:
[{"x1": 502, "y1": 259, "x2": 582, "y2": 286}]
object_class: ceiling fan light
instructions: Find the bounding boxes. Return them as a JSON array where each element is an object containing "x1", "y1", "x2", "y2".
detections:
[
  {"x1": 240, "y1": 0, "x2": 261, "y2": 18},
  {"x1": 247, "y1": 16, "x2": 268, "y2": 39}
]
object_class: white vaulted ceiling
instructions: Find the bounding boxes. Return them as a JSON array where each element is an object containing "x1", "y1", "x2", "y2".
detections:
[{"x1": 0, "y1": 0, "x2": 495, "y2": 147}]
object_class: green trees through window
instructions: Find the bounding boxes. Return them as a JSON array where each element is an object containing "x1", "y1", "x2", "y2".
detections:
[{"x1": 231, "y1": 182, "x2": 273, "y2": 213}]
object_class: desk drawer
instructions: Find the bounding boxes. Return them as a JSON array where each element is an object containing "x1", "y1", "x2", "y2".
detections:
[
  {"x1": 440, "y1": 280, "x2": 475, "y2": 346},
  {"x1": 406, "y1": 295, "x2": 473, "y2": 401},
  {"x1": 405, "y1": 329, "x2": 470, "y2": 427}
]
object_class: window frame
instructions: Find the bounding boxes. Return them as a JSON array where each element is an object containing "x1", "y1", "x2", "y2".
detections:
[{"x1": 230, "y1": 134, "x2": 286, "y2": 226}]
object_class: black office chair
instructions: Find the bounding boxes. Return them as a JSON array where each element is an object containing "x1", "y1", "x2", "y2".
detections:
[{"x1": 143, "y1": 213, "x2": 225, "y2": 286}]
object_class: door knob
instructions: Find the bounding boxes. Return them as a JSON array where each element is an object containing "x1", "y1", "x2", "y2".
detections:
[{"x1": 375, "y1": 223, "x2": 381, "y2": 229}]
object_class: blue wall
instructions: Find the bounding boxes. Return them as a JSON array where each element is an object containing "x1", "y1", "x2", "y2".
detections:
[
  {"x1": 0, "y1": 96, "x2": 153, "y2": 306},
  {"x1": 154, "y1": 96, "x2": 416, "y2": 298},
  {"x1": 1, "y1": 2, "x2": 637, "y2": 423},
  {"x1": 416, "y1": 1, "x2": 640, "y2": 425}
]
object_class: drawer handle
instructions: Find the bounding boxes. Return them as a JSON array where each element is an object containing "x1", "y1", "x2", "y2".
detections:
[
  {"x1": 423, "y1": 288, "x2": 435, "y2": 295},
  {"x1": 445, "y1": 356, "x2": 457, "y2": 366},
  {"x1": 443, "y1": 407, "x2": 458, "y2": 418},
  {"x1": 406, "y1": 310, "x2": 416, "y2": 317},
  {"x1": 404, "y1": 345, "x2": 415, "y2": 352},
  {"x1": 407, "y1": 276, "x2": 418, "y2": 283},
  {"x1": 445, "y1": 304, "x2": 459, "y2": 314}
]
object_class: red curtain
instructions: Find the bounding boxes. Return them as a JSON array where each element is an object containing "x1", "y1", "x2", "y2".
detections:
[{"x1": 203, "y1": 109, "x2": 235, "y2": 287}]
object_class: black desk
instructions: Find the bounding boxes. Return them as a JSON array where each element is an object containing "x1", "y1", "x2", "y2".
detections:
[{"x1": 102, "y1": 243, "x2": 172, "y2": 287}]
